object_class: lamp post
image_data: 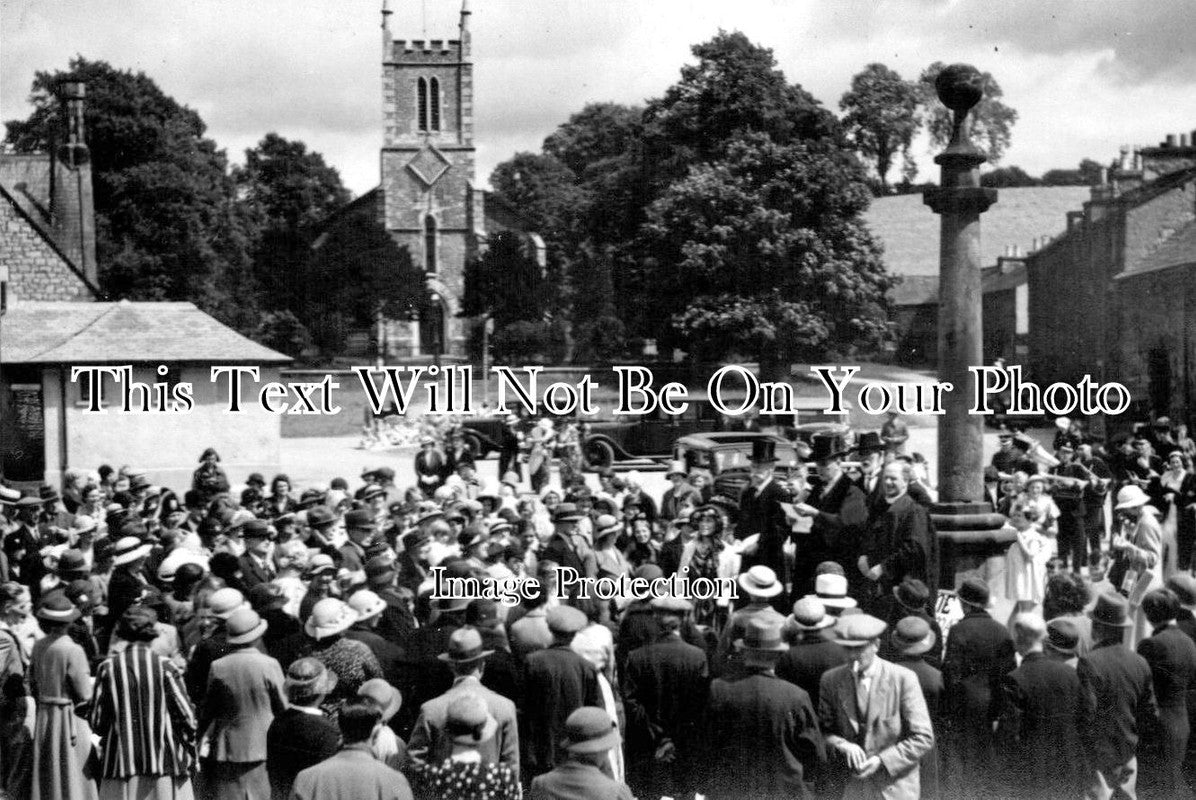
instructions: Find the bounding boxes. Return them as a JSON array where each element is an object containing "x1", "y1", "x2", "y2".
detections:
[{"x1": 922, "y1": 64, "x2": 1004, "y2": 586}]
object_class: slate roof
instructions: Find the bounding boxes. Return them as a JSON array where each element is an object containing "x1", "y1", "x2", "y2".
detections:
[
  {"x1": 1116, "y1": 219, "x2": 1196, "y2": 281},
  {"x1": 865, "y1": 186, "x2": 1091, "y2": 280},
  {"x1": 2, "y1": 301, "x2": 291, "y2": 365}
]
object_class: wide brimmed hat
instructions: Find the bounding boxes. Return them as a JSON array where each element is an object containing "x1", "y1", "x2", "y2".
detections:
[
  {"x1": 790, "y1": 597, "x2": 835, "y2": 631},
  {"x1": 893, "y1": 578, "x2": 931, "y2": 612},
  {"x1": 438, "y1": 627, "x2": 495, "y2": 664},
  {"x1": 891, "y1": 616, "x2": 936, "y2": 656},
  {"x1": 1114, "y1": 485, "x2": 1150, "y2": 511},
  {"x1": 814, "y1": 573, "x2": 857, "y2": 609},
  {"x1": 735, "y1": 616, "x2": 788, "y2": 653},
  {"x1": 1089, "y1": 592, "x2": 1132, "y2": 628},
  {"x1": 358, "y1": 678, "x2": 403, "y2": 722},
  {"x1": 833, "y1": 613, "x2": 887, "y2": 647},
  {"x1": 0, "y1": 486, "x2": 21, "y2": 504},
  {"x1": 285, "y1": 657, "x2": 338, "y2": 699},
  {"x1": 305, "y1": 554, "x2": 337, "y2": 578},
  {"x1": 348, "y1": 589, "x2": 387, "y2": 622},
  {"x1": 304, "y1": 598, "x2": 357, "y2": 640},
  {"x1": 1168, "y1": 574, "x2": 1196, "y2": 606},
  {"x1": 14, "y1": 496, "x2": 42, "y2": 510},
  {"x1": 36, "y1": 591, "x2": 80, "y2": 624},
  {"x1": 225, "y1": 606, "x2": 268, "y2": 645},
  {"x1": 344, "y1": 509, "x2": 376, "y2": 530},
  {"x1": 738, "y1": 565, "x2": 783, "y2": 598},
  {"x1": 207, "y1": 588, "x2": 247, "y2": 620},
  {"x1": 957, "y1": 577, "x2": 992, "y2": 609},
  {"x1": 112, "y1": 536, "x2": 153, "y2": 567},
  {"x1": 552, "y1": 503, "x2": 585, "y2": 523},
  {"x1": 855, "y1": 431, "x2": 885, "y2": 455},
  {"x1": 306, "y1": 507, "x2": 336, "y2": 529},
  {"x1": 561, "y1": 707, "x2": 621, "y2": 754},
  {"x1": 446, "y1": 693, "x2": 497, "y2": 746},
  {"x1": 70, "y1": 515, "x2": 99, "y2": 537},
  {"x1": 56, "y1": 549, "x2": 88, "y2": 576},
  {"x1": 415, "y1": 508, "x2": 445, "y2": 527}
]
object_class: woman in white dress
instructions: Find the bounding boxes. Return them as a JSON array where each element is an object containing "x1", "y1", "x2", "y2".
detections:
[{"x1": 1004, "y1": 501, "x2": 1051, "y2": 604}]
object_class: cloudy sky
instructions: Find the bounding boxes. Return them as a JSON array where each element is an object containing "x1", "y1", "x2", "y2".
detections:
[{"x1": 3, "y1": 0, "x2": 1194, "y2": 196}]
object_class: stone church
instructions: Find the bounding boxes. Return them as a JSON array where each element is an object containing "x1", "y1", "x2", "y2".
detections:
[{"x1": 318, "y1": 0, "x2": 538, "y2": 361}]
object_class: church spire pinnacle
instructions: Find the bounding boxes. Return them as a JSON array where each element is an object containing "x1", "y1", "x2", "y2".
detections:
[{"x1": 459, "y1": 0, "x2": 471, "y2": 59}]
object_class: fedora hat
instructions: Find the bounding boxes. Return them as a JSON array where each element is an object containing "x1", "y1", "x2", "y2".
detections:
[
  {"x1": 56, "y1": 549, "x2": 88, "y2": 577},
  {"x1": 891, "y1": 616, "x2": 936, "y2": 656},
  {"x1": 1114, "y1": 485, "x2": 1150, "y2": 511},
  {"x1": 552, "y1": 503, "x2": 585, "y2": 524},
  {"x1": 1167, "y1": 574, "x2": 1196, "y2": 606},
  {"x1": 750, "y1": 438, "x2": 778, "y2": 464},
  {"x1": 735, "y1": 616, "x2": 788, "y2": 653},
  {"x1": 248, "y1": 583, "x2": 288, "y2": 612},
  {"x1": 561, "y1": 706, "x2": 621, "y2": 754},
  {"x1": 957, "y1": 577, "x2": 992, "y2": 609},
  {"x1": 348, "y1": 589, "x2": 387, "y2": 623},
  {"x1": 893, "y1": 578, "x2": 931, "y2": 612},
  {"x1": 446, "y1": 693, "x2": 498, "y2": 746},
  {"x1": 306, "y1": 507, "x2": 336, "y2": 529},
  {"x1": 304, "y1": 598, "x2": 357, "y2": 640},
  {"x1": 225, "y1": 606, "x2": 268, "y2": 645},
  {"x1": 358, "y1": 678, "x2": 403, "y2": 723},
  {"x1": 790, "y1": 597, "x2": 834, "y2": 631},
  {"x1": 36, "y1": 591, "x2": 81, "y2": 624},
  {"x1": 111, "y1": 536, "x2": 153, "y2": 567},
  {"x1": 813, "y1": 573, "x2": 857, "y2": 609},
  {"x1": 833, "y1": 613, "x2": 887, "y2": 647},
  {"x1": 1089, "y1": 592, "x2": 1133, "y2": 628},
  {"x1": 738, "y1": 565, "x2": 783, "y2": 598},
  {"x1": 285, "y1": 657, "x2": 338, "y2": 700},
  {"x1": 1045, "y1": 618, "x2": 1081, "y2": 656},
  {"x1": 438, "y1": 627, "x2": 495, "y2": 665},
  {"x1": 242, "y1": 519, "x2": 273, "y2": 541},
  {"x1": 344, "y1": 509, "x2": 376, "y2": 530}
]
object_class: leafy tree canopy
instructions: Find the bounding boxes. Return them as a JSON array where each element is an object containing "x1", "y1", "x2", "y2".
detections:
[
  {"x1": 839, "y1": 63, "x2": 922, "y2": 190},
  {"x1": 919, "y1": 61, "x2": 1018, "y2": 164}
]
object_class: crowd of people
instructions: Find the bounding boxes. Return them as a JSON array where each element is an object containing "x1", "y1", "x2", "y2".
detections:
[{"x1": 0, "y1": 412, "x2": 1195, "y2": 799}]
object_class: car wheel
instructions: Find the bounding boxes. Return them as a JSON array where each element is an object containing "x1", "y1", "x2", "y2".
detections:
[
  {"x1": 583, "y1": 439, "x2": 615, "y2": 470},
  {"x1": 463, "y1": 432, "x2": 485, "y2": 459}
]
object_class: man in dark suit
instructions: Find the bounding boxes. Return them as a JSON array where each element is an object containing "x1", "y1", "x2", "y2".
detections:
[
  {"x1": 875, "y1": 578, "x2": 944, "y2": 670},
  {"x1": 737, "y1": 438, "x2": 793, "y2": 612},
  {"x1": 267, "y1": 658, "x2": 340, "y2": 800},
  {"x1": 705, "y1": 616, "x2": 825, "y2": 799},
  {"x1": 860, "y1": 463, "x2": 939, "y2": 605},
  {"x1": 819, "y1": 614, "x2": 934, "y2": 800},
  {"x1": 1078, "y1": 592, "x2": 1159, "y2": 800},
  {"x1": 530, "y1": 707, "x2": 633, "y2": 800},
  {"x1": 889, "y1": 616, "x2": 944, "y2": 800},
  {"x1": 776, "y1": 597, "x2": 851, "y2": 709},
  {"x1": 1167, "y1": 574, "x2": 1196, "y2": 643},
  {"x1": 524, "y1": 605, "x2": 602, "y2": 778},
  {"x1": 996, "y1": 613, "x2": 1086, "y2": 800},
  {"x1": 941, "y1": 577, "x2": 1015, "y2": 797},
  {"x1": 1136, "y1": 588, "x2": 1196, "y2": 798},
  {"x1": 623, "y1": 597, "x2": 709, "y2": 800},
  {"x1": 790, "y1": 444, "x2": 868, "y2": 600},
  {"x1": 237, "y1": 519, "x2": 276, "y2": 590}
]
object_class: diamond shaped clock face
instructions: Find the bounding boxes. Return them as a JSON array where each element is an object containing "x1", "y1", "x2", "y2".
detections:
[{"x1": 406, "y1": 146, "x2": 451, "y2": 186}]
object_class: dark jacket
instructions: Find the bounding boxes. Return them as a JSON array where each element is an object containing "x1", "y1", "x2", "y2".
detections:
[
  {"x1": 874, "y1": 598, "x2": 944, "y2": 671},
  {"x1": 524, "y1": 644, "x2": 602, "y2": 776},
  {"x1": 1136, "y1": 623, "x2": 1196, "y2": 793},
  {"x1": 775, "y1": 634, "x2": 851, "y2": 710},
  {"x1": 862, "y1": 493, "x2": 939, "y2": 596},
  {"x1": 942, "y1": 609, "x2": 1015, "y2": 768},
  {"x1": 1078, "y1": 639, "x2": 1158, "y2": 772},
  {"x1": 237, "y1": 554, "x2": 273, "y2": 590},
  {"x1": 737, "y1": 479, "x2": 793, "y2": 585},
  {"x1": 997, "y1": 651, "x2": 1086, "y2": 798},
  {"x1": 706, "y1": 669, "x2": 825, "y2": 800},
  {"x1": 266, "y1": 707, "x2": 339, "y2": 800},
  {"x1": 802, "y1": 475, "x2": 868, "y2": 597}
]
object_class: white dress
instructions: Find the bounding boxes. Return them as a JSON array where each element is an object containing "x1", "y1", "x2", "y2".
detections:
[{"x1": 1004, "y1": 522, "x2": 1050, "y2": 604}]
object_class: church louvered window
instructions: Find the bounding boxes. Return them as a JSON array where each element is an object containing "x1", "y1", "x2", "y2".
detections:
[
  {"x1": 417, "y1": 78, "x2": 428, "y2": 131},
  {"x1": 429, "y1": 77, "x2": 441, "y2": 131}
]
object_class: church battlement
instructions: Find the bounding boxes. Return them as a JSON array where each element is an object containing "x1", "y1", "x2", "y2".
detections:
[{"x1": 392, "y1": 39, "x2": 463, "y2": 60}]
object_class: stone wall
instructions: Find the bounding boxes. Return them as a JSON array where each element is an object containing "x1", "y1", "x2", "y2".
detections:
[{"x1": 0, "y1": 190, "x2": 93, "y2": 302}]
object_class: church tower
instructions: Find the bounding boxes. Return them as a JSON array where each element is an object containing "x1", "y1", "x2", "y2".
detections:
[{"x1": 379, "y1": 0, "x2": 483, "y2": 359}]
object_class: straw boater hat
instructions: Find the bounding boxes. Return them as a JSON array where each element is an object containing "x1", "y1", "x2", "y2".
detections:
[
  {"x1": 810, "y1": 573, "x2": 857, "y2": 610},
  {"x1": 304, "y1": 598, "x2": 357, "y2": 640},
  {"x1": 438, "y1": 627, "x2": 495, "y2": 665},
  {"x1": 285, "y1": 658, "x2": 338, "y2": 701},
  {"x1": 36, "y1": 591, "x2": 80, "y2": 624},
  {"x1": 738, "y1": 566, "x2": 784, "y2": 598},
  {"x1": 111, "y1": 536, "x2": 153, "y2": 567},
  {"x1": 789, "y1": 597, "x2": 835, "y2": 631},
  {"x1": 561, "y1": 707, "x2": 621, "y2": 754}
]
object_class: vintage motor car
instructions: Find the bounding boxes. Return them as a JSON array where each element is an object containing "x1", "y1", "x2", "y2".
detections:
[
  {"x1": 673, "y1": 432, "x2": 801, "y2": 498},
  {"x1": 579, "y1": 401, "x2": 725, "y2": 469}
]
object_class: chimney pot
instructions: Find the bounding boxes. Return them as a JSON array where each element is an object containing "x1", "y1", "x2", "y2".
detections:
[
  {"x1": 1166, "y1": 134, "x2": 1178, "y2": 147},
  {"x1": 1183, "y1": 134, "x2": 1191, "y2": 148}
]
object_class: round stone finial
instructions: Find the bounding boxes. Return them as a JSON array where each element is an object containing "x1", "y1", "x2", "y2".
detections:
[{"x1": 935, "y1": 64, "x2": 985, "y2": 114}]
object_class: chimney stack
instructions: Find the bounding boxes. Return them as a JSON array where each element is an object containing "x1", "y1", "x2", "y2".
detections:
[
  {"x1": 1183, "y1": 133, "x2": 1191, "y2": 148},
  {"x1": 51, "y1": 80, "x2": 97, "y2": 287},
  {"x1": 1166, "y1": 134, "x2": 1178, "y2": 147}
]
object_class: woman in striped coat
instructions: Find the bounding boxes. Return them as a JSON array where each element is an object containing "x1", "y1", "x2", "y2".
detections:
[{"x1": 90, "y1": 606, "x2": 197, "y2": 800}]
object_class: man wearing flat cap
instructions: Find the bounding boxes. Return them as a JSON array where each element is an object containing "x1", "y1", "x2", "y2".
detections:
[
  {"x1": 524, "y1": 605, "x2": 602, "y2": 778},
  {"x1": 623, "y1": 596, "x2": 708, "y2": 799},
  {"x1": 819, "y1": 613, "x2": 933, "y2": 800},
  {"x1": 704, "y1": 616, "x2": 824, "y2": 799}
]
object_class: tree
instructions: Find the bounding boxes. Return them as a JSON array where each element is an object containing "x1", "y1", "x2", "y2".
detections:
[
  {"x1": 1042, "y1": 158, "x2": 1106, "y2": 186},
  {"x1": 636, "y1": 134, "x2": 893, "y2": 379},
  {"x1": 303, "y1": 207, "x2": 421, "y2": 353},
  {"x1": 839, "y1": 63, "x2": 922, "y2": 191},
  {"x1": 4, "y1": 57, "x2": 258, "y2": 328},
  {"x1": 235, "y1": 133, "x2": 350, "y2": 231},
  {"x1": 543, "y1": 103, "x2": 643, "y2": 180},
  {"x1": 919, "y1": 62, "x2": 1018, "y2": 164},
  {"x1": 488, "y1": 153, "x2": 587, "y2": 246},
  {"x1": 981, "y1": 165, "x2": 1040, "y2": 188},
  {"x1": 461, "y1": 231, "x2": 546, "y2": 330}
]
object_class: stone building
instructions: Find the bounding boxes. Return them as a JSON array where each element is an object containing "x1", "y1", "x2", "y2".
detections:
[
  {"x1": 1025, "y1": 134, "x2": 1196, "y2": 422},
  {"x1": 0, "y1": 83, "x2": 289, "y2": 489}
]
